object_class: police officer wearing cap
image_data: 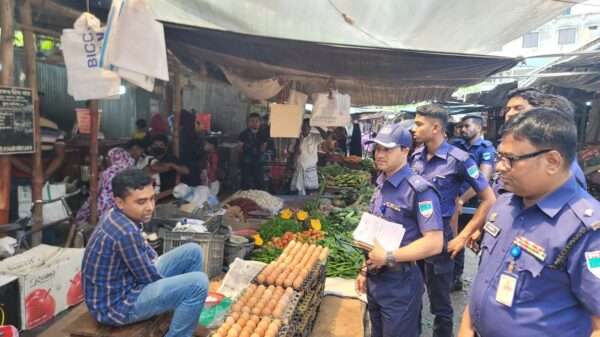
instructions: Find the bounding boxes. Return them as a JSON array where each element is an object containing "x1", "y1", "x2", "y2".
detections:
[
  {"x1": 355, "y1": 123, "x2": 444, "y2": 337},
  {"x1": 451, "y1": 114, "x2": 495, "y2": 291},
  {"x1": 459, "y1": 108, "x2": 600, "y2": 337},
  {"x1": 410, "y1": 104, "x2": 496, "y2": 337}
]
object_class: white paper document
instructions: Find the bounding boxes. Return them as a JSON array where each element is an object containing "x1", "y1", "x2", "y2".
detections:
[{"x1": 352, "y1": 212, "x2": 405, "y2": 251}]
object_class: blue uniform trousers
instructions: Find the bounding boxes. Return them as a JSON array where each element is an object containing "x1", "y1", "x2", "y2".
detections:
[{"x1": 367, "y1": 264, "x2": 423, "y2": 337}]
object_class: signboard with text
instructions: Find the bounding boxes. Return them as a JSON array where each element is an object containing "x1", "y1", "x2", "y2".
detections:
[{"x1": 0, "y1": 86, "x2": 34, "y2": 154}]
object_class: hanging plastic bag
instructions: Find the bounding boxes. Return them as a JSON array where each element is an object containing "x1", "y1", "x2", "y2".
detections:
[
  {"x1": 310, "y1": 90, "x2": 351, "y2": 127},
  {"x1": 60, "y1": 13, "x2": 121, "y2": 101}
]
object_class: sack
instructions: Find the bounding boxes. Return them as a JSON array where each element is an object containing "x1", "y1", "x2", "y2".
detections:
[
  {"x1": 17, "y1": 183, "x2": 67, "y2": 220},
  {"x1": 42, "y1": 199, "x2": 70, "y2": 224},
  {"x1": 310, "y1": 91, "x2": 351, "y2": 127},
  {"x1": 60, "y1": 13, "x2": 121, "y2": 101}
]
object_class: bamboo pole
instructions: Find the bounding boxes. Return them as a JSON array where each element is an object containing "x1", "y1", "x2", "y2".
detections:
[
  {"x1": 0, "y1": 0, "x2": 15, "y2": 224},
  {"x1": 89, "y1": 100, "x2": 99, "y2": 226},
  {"x1": 172, "y1": 62, "x2": 181, "y2": 185},
  {"x1": 20, "y1": 0, "x2": 43, "y2": 245}
]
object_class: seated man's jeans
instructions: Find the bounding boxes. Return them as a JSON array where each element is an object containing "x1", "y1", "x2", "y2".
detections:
[{"x1": 124, "y1": 243, "x2": 209, "y2": 337}]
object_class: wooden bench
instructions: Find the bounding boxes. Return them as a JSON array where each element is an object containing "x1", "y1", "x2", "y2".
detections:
[{"x1": 64, "y1": 310, "x2": 172, "y2": 337}]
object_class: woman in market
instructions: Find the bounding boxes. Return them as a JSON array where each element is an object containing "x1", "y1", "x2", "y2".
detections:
[
  {"x1": 75, "y1": 147, "x2": 134, "y2": 224},
  {"x1": 356, "y1": 123, "x2": 444, "y2": 337},
  {"x1": 290, "y1": 117, "x2": 328, "y2": 195}
]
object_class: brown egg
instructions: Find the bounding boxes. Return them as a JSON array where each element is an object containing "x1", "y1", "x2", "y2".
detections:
[
  {"x1": 245, "y1": 320, "x2": 257, "y2": 330},
  {"x1": 266, "y1": 275, "x2": 276, "y2": 285},
  {"x1": 262, "y1": 307, "x2": 272, "y2": 316},
  {"x1": 263, "y1": 289, "x2": 273, "y2": 299},
  {"x1": 258, "y1": 285, "x2": 266, "y2": 292},
  {"x1": 283, "y1": 277, "x2": 293, "y2": 288},
  {"x1": 292, "y1": 278, "x2": 302, "y2": 289},
  {"x1": 232, "y1": 324, "x2": 244, "y2": 333},
  {"x1": 227, "y1": 329, "x2": 239, "y2": 337},
  {"x1": 255, "y1": 302, "x2": 265, "y2": 310},
  {"x1": 231, "y1": 312, "x2": 241, "y2": 321},
  {"x1": 239, "y1": 331, "x2": 251, "y2": 337},
  {"x1": 251, "y1": 307, "x2": 261, "y2": 315},
  {"x1": 257, "y1": 321, "x2": 268, "y2": 330},
  {"x1": 226, "y1": 317, "x2": 236, "y2": 325},
  {"x1": 254, "y1": 327, "x2": 265, "y2": 337},
  {"x1": 237, "y1": 317, "x2": 248, "y2": 328},
  {"x1": 247, "y1": 297, "x2": 258, "y2": 306},
  {"x1": 217, "y1": 327, "x2": 228, "y2": 336},
  {"x1": 272, "y1": 319, "x2": 281, "y2": 328},
  {"x1": 242, "y1": 306, "x2": 251, "y2": 314},
  {"x1": 250, "y1": 334, "x2": 260, "y2": 337},
  {"x1": 264, "y1": 331, "x2": 276, "y2": 337},
  {"x1": 240, "y1": 312, "x2": 251, "y2": 321},
  {"x1": 231, "y1": 303, "x2": 242, "y2": 313},
  {"x1": 272, "y1": 307, "x2": 283, "y2": 319},
  {"x1": 256, "y1": 274, "x2": 266, "y2": 284},
  {"x1": 243, "y1": 326, "x2": 253, "y2": 335},
  {"x1": 251, "y1": 315, "x2": 261, "y2": 323}
]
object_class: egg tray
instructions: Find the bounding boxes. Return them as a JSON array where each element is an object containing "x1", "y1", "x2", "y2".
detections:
[
  {"x1": 252, "y1": 260, "x2": 326, "y2": 292},
  {"x1": 292, "y1": 303, "x2": 321, "y2": 337},
  {"x1": 291, "y1": 280, "x2": 325, "y2": 324}
]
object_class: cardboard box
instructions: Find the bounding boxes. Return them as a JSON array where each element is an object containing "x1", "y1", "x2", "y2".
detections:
[
  {"x1": 0, "y1": 275, "x2": 21, "y2": 329},
  {"x1": 0, "y1": 245, "x2": 84, "y2": 330}
]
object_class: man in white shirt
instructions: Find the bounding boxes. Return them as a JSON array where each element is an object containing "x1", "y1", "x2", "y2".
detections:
[{"x1": 291, "y1": 117, "x2": 328, "y2": 195}]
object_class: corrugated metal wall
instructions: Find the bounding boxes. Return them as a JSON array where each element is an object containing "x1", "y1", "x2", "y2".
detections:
[
  {"x1": 11, "y1": 53, "x2": 247, "y2": 138},
  {"x1": 182, "y1": 77, "x2": 249, "y2": 136}
]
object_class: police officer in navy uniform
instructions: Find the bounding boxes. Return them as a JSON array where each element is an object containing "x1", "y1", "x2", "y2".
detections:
[
  {"x1": 410, "y1": 104, "x2": 496, "y2": 337},
  {"x1": 450, "y1": 114, "x2": 495, "y2": 291},
  {"x1": 355, "y1": 123, "x2": 444, "y2": 337},
  {"x1": 493, "y1": 89, "x2": 587, "y2": 196},
  {"x1": 459, "y1": 108, "x2": 600, "y2": 337}
]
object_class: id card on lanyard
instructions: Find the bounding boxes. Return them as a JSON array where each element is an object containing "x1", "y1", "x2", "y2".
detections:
[{"x1": 496, "y1": 245, "x2": 522, "y2": 307}]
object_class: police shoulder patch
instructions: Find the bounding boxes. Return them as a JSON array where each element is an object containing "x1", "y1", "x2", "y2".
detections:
[
  {"x1": 482, "y1": 152, "x2": 492, "y2": 161},
  {"x1": 418, "y1": 201, "x2": 433, "y2": 218},
  {"x1": 585, "y1": 251, "x2": 600, "y2": 279},
  {"x1": 467, "y1": 165, "x2": 480, "y2": 179}
]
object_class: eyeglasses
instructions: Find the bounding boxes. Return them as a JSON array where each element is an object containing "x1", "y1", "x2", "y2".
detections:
[{"x1": 494, "y1": 149, "x2": 552, "y2": 169}]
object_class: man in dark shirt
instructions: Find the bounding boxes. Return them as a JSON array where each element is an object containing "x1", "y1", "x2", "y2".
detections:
[
  {"x1": 237, "y1": 113, "x2": 267, "y2": 190},
  {"x1": 81, "y1": 169, "x2": 208, "y2": 337},
  {"x1": 149, "y1": 135, "x2": 190, "y2": 191}
]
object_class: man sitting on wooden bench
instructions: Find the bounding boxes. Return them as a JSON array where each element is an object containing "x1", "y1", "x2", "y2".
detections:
[{"x1": 81, "y1": 169, "x2": 209, "y2": 337}]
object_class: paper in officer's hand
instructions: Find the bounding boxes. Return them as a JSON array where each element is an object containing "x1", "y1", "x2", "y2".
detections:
[{"x1": 352, "y1": 212, "x2": 404, "y2": 251}]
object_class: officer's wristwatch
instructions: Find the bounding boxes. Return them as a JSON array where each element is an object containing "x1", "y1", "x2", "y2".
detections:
[{"x1": 385, "y1": 251, "x2": 395, "y2": 267}]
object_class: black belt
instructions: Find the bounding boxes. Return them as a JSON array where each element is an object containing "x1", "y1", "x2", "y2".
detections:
[{"x1": 386, "y1": 261, "x2": 416, "y2": 272}]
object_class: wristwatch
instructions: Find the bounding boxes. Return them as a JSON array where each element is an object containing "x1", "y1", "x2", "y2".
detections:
[{"x1": 386, "y1": 251, "x2": 395, "y2": 267}]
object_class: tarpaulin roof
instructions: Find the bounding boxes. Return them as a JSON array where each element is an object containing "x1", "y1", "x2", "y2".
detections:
[
  {"x1": 164, "y1": 24, "x2": 519, "y2": 105},
  {"x1": 150, "y1": 0, "x2": 576, "y2": 54}
]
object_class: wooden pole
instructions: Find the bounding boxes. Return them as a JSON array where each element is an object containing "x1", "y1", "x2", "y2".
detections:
[
  {"x1": 89, "y1": 100, "x2": 99, "y2": 226},
  {"x1": 28, "y1": 0, "x2": 80, "y2": 20},
  {"x1": 172, "y1": 63, "x2": 181, "y2": 185},
  {"x1": 20, "y1": 0, "x2": 43, "y2": 245},
  {"x1": 0, "y1": 0, "x2": 15, "y2": 225}
]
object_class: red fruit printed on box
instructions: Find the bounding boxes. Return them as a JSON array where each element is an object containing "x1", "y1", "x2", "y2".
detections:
[
  {"x1": 66, "y1": 272, "x2": 83, "y2": 306},
  {"x1": 25, "y1": 289, "x2": 56, "y2": 329}
]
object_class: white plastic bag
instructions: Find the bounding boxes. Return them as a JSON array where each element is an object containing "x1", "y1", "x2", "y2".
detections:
[
  {"x1": 310, "y1": 91, "x2": 352, "y2": 127},
  {"x1": 17, "y1": 183, "x2": 67, "y2": 220},
  {"x1": 60, "y1": 13, "x2": 121, "y2": 101}
]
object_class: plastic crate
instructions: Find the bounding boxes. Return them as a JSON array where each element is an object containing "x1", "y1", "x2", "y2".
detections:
[
  {"x1": 163, "y1": 231, "x2": 225, "y2": 278},
  {"x1": 223, "y1": 237, "x2": 255, "y2": 266}
]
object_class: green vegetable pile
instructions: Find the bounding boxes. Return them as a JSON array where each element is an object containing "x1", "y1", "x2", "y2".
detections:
[
  {"x1": 250, "y1": 247, "x2": 283, "y2": 264},
  {"x1": 318, "y1": 233, "x2": 364, "y2": 279},
  {"x1": 360, "y1": 158, "x2": 377, "y2": 172},
  {"x1": 258, "y1": 218, "x2": 303, "y2": 242},
  {"x1": 318, "y1": 162, "x2": 351, "y2": 178}
]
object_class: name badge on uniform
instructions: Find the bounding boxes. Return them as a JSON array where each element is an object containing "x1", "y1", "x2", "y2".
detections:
[
  {"x1": 484, "y1": 221, "x2": 500, "y2": 237},
  {"x1": 496, "y1": 272, "x2": 518, "y2": 307}
]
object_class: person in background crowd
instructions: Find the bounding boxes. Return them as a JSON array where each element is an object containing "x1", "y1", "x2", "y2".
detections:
[
  {"x1": 350, "y1": 120, "x2": 363, "y2": 157},
  {"x1": 149, "y1": 135, "x2": 190, "y2": 192},
  {"x1": 203, "y1": 138, "x2": 220, "y2": 196},
  {"x1": 493, "y1": 89, "x2": 587, "y2": 195},
  {"x1": 450, "y1": 114, "x2": 495, "y2": 292},
  {"x1": 132, "y1": 119, "x2": 148, "y2": 140},
  {"x1": 356, "y1": 123, "x2": 443, "y2": 337},
  {"x1": 82, "y1": 169, "x2": 209, "y2": 337},
  {"x1": 290, "y1": 118, "x2": 328, "y2": 195},
  {"x1": 237, "y1": 113, "x2": 268, "y2": 190},
  {"x1": 458, "y1": 108, "x2": 600, "y2": 337},
  {"x1": 126, "y1": 139, "x2": 160, "y2": 194},
  {"x1": 75, "y1": 148, "x2": 134, "y2": 225},
  {"x1": 179, "y1": 109, "x2": 201, "y2": 186},
  {"x1": 410, "y1": 104, "x2": 495, "y2": 337},
  {"x1": 150, "y1": 111, "x2": 168, "y2": 137},
  {"x1": 333, "y1": 127, "x2": 349, "y2": 156}
]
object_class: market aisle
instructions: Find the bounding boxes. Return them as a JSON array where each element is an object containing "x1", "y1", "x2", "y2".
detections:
[{"x1": 420, "y1": 249, "x2": 478, "y2": 337}]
